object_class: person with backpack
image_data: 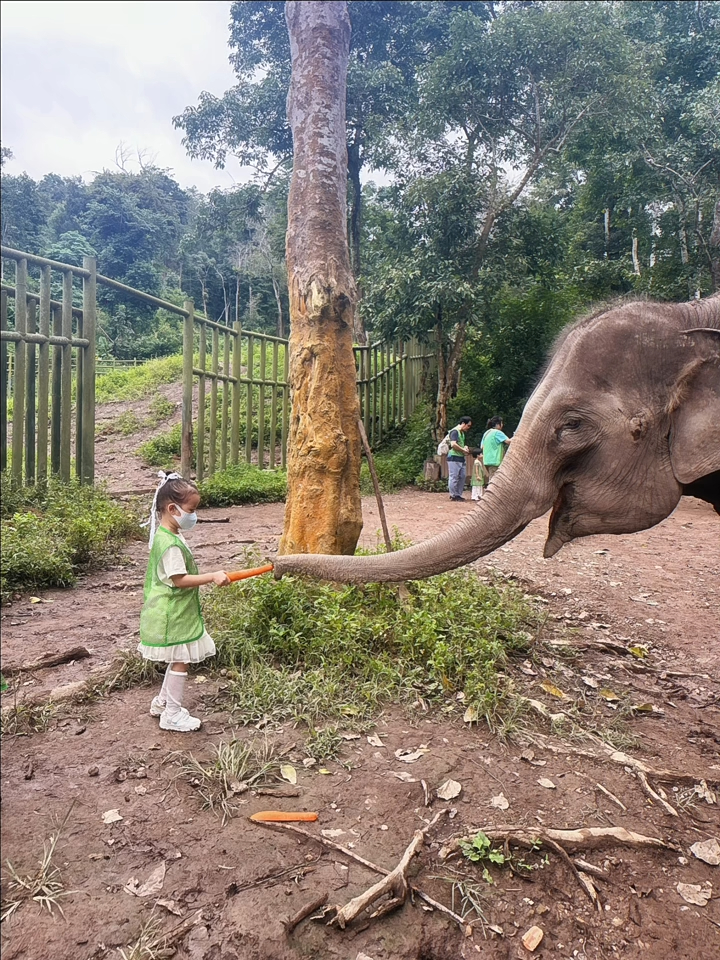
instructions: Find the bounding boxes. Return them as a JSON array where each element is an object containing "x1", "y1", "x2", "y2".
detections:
[
  {"x1": 480, "y1": 416, "x2": 511, "y2": 481},
  {"x1": 445, "y1": 416, "x2": 473, "y2": 501}
]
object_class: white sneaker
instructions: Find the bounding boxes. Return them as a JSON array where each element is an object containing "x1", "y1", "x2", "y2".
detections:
[
  {"x1": 159, "y1": 708, "x2": 201, "y2": 732},
  {"x1": 149, "y1": 697, "x2": 165, "y2": 717}
]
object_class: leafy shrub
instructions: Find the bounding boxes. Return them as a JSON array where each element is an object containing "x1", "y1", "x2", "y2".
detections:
[
  {"x1": 360, "y1": 404, "x2": 436, "y2": 494},
  {"x1": 95, "y1": 355, "x2": 184, "y2": 403},
  {"x1": 199, "y1": 463, "x2": 286, "y2": 507},
  {"x1": 0, "y1": 478, "x2": 140, "y2": 603},
  {"x1": 138, "y1": 423, "x2": 183, "y2": 470},
  {"x1": 203, "y1": 550, "x2": 537, "y2": 726}
]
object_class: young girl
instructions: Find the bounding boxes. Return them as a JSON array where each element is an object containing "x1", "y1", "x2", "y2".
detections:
[
  {"x1": 139, "y1": 472, "x2": 230, "y2": 732},
  {"x1": 471, "y1": 451, "x2": 488, "y2": 501}
]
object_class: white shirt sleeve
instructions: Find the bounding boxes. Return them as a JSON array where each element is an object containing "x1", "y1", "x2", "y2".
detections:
[{"x1": 157, "y1": 545, "x2": 188, "y2": 586}]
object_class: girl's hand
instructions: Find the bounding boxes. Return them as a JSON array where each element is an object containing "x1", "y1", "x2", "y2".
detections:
[{"x1": 212, "y1": 571, "x2": 231, "y2": 587}]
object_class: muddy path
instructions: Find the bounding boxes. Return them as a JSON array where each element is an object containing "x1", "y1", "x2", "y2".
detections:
[{"x1": 1, "y1": 491, "x2": 718, "y2": 960}]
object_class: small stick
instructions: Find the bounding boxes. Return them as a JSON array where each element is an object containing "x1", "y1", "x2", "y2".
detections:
[
  {"x1": 635, "y1": 770, "x2": 679, "y2": 817},
  {"x1": 358, "y1": 419, "x2": 392, "y2": 553},
  {"x1": 195, "y1": 517, "x2": 230, "y2": 524},
  {"x1": 2, "y1": 646, "x2": 92, "y2": 677},
  {"x1": 595, "y1": 782, "x2": 627, "y2": 812},
  {"x1": 284, "y1": 891, "x2": 329, "y2": 935}
]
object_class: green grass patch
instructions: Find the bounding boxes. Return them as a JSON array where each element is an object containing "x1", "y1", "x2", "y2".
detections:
[
  {"x1": 0, "y1": 477, "x2": 141, "y2": 604},
  {"x1": 95, "y1": 355, "x2": 184, "y2": 403},
  {"x1": 360, "y1": 404, "x2": 436, "y2": 494},
  {"x1": 137, "y1": 423, "x2": 183, "y2": 471},
  {"x1": 203, "y1": 544, "x2": 538, "y2": 729},
  {"x1": 198, "y1": 463, "x2": 287, "y2": 507}
]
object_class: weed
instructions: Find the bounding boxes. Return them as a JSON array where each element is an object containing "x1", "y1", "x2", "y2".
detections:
[
  {"x1": 95, "y1": 355, "x2": 184, "y2": 403},
  {"x1": 203, "y1": 543, "x2": 538, "y2": 728},
  {"x1": 198, "y1": 463, "x2": 286, "y2": 507},
  {"x1": 305, "y1": 726, "x2": 343, "y2": 761},
  {"x1": 177, "y1": 738, "x2": 282, "y2": 823},
  {"x1": 0, "y1": 699, "x2": 57, "y2": 738},
  {"x1": 0, "y1": 806, "x2": 74, "y2": 921},
  {"x1": 118, "y1": 915, "x2": 165, "y2": 960},
  {"x1": 138, "y1": 423, "x2": 184, "y2": 471},
  {"x1": 82, "y1": 652, "x2": 160, "y2": 701},
  {"x1": 459, "y1": 830, "x2": 542, "y2": 884},
  {"x1": 146, "y1": 394, "x2": 176, "y2": 425}
]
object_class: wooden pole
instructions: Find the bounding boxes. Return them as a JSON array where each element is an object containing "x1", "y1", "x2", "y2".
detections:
[
  {"x1": 281, "y1": 343, "x2": 289, "y2": 469},
  {"x1": 358, "y1": 419, "x2": 392, "y2": 553},
  {"x1": 258, "y1": 337, "x2": 266, "y2": 468},
  {"x1": 196, "y1": 321, "x2": 206, "y2": 483},
  {"x1": 60, "y1": 270, "x2": 73, "y2": 481},
  {"x1": 209, "y1": 325, "x2": 218, "y2": 476},
  {"x1": 50, "y1": 304, "x2": 62, "y2": 475},
  {"x1": 25, "y1": 299, "x2": 37, "y2": 483},
  {"x1": 270, "y1": 341, "x2": 278, "y2": 469},
  {"x1": 245, "y1": 335, "x2": 254, "y2": 464},
  {"x1": 75, "y1": 290, "x2": 84, "y2": 480},
  {"x1": 181, "y1": 301, "x2": 194, "y2": 479},
  {"x1": 81, "y1": 256, "x2": 96, "y2": 484},
  {"x1": 12, "y1": 259, "x2": 27, "y2": 485},
  {"x1": 0, "y1": 289, "x2": 8, "y2": 474},
  {"x1": 37, "y1": 265, "x2": 51, "y2": 483},
  {"x1": 231, "y1": 320, "x2": 241, "y2": 464},
  {"x1": 220, "y1": 327, "x2": 230, "y2": 471}
]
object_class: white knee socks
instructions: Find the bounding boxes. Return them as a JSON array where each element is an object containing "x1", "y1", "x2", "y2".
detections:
[{"x1": 164, "y1": 669, "x2": 188, "y2": 719}]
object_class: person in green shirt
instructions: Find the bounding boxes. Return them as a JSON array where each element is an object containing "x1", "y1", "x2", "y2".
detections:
[
  {"x1": 480, "y1": 416, "x2": 511, "y2": 481},
  {"x1": 447, "y1": 416, "x2": 473, "y2": 501},
  {"x1": 138, "y1": 472, "x2": 230, "y2": 732}
]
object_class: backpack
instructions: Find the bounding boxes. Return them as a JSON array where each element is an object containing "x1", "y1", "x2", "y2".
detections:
[{"x1": 437, "y1": 432, "x2": 451, "y2": 456}]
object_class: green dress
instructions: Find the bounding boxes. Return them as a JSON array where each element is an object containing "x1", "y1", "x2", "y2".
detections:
[{"x1": 139, "y1": 527, "x2": 206, "y2": 649}]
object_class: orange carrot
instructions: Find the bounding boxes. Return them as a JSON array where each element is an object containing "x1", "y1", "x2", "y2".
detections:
[
  {"x1": 249, "y1": 811, "x2": 318, "y2": 823},
  {"x1": 228, "y1": 563, "x2": 274, "y2": 583}
]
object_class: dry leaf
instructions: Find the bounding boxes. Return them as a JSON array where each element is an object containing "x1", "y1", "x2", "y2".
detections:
[
  {"x1": 302, "y1": 757, "x2": 317, "y2": 768},
  {"x1": 676, "y1": 881, "x2": 712, "y2": 906},
  {"x1": 102, "y1": 809, "x2": 123, "y2": 824},
  {"x1": 599, "y1": 688, "x2": 620, "y2": 702},
  {"x1": 124, "y1": 862, "x2": 166, "y2": 898},
  {"x1": 582, "y1": 676, "x2": 599, "y2": 689},
  {"x1": 537, "y1": 778, "x2": 556, "y2": 790},
  {"x1": 29, "y1": 596, "x2": 52, "y2": 604},
  {"x1": 280, "y1": 764, "x2": 297, "y2": 785},
  {"x1": 321, "y1": 829, "x2": 346, "y2": 839},
  {"x1": 156, "y1": 899, "x2": 183, "y2": 916},
  {"x1": 628, "y1": 645, "x2": 649, "y2": 659},
  {"x1": 520, "y1": 661, "x2": 537, "y2": 676},
  {"x1": 690, "y1": 838, "x2": 720, "y2": 866},
  {"x1": 367, "y1": 734, "x2": 385, "y2": 748},
  {"x1": 491, "y1": 793, "x2": 509, "y2": 811},
  {"x1": 318, "y1": 768, "x2": 331, "y2": 775},
  {"x1": 194, "y1": 675, "x2": 208, "y2": 684},
  {"x1": 630, "y1": 703, "x2": 664, "y2": 715},
  {"x1": 540, "y1": 681, "x2": 567, "y2": 699},
  {"x1": 394, "y1": 748, "x2": 428, "y2": 763},
  {"x1": 463, "y1": 705, "x2": 479, "y2": 723},
  {"x1": 694, "y1": 780, "x2": 717, "y2": 804},
  {"x1": 340, "y1": 732, "x2": 361, "y2": 741},
  {"x1": 436, "y1": 779, "x2": 462, "y2": 801},
  {"x1": 392, "y1": 771, "x2": 417, "y2": 783},
  {"x1": 521, "y1": 925, "x2": 544, "y2": 951}
]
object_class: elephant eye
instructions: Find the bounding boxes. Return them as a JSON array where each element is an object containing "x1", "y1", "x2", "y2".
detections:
[{"x1": 562, "y1": 417, "x2": 582, "y2": 430}]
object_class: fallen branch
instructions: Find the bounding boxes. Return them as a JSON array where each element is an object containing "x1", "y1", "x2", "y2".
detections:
[
  {"x1": 284, "y1": 891, "x2": 328, "y2": 935},
  {"x1": 636, "y1": 770, "x2": 679, "y2": 817},
  {"x1": 2, "y1": 646, "x2": 92, "y2": 677}
]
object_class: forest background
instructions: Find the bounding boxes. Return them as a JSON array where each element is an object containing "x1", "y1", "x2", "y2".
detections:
[{"x1": 2, "y1": 0, "x2": 718, "y2": 434}]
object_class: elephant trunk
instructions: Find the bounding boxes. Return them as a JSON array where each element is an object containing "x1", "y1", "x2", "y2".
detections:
[{"x1": 274, "y1": 456, "x2": 553, "y2": 583}]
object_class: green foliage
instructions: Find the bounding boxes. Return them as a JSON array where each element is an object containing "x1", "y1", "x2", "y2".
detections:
[
  {"x1": 203, "y1": 553, "x2": 538, "y2": 727},
  {"x1": 138, "y1": 423, "x2": 183, "y2": 471},
  {"x1": 459, "y1": 830, "x2": 543, "y2": 885},
  {"x1": 198, "y1": 463, "x2": 286, "y2": 507},
  {"x1": 0, "y1": 478, "x2": 140, "y2": 604},
  {"x1": 146, "y1": 394, "x2": 176, "y2": 425},
  {"x1": 95, "y1": 355, "x2": 184, "y2": 403},
  {"x1": 360, "y1": 404, "x2": 435, "y2": 494}
]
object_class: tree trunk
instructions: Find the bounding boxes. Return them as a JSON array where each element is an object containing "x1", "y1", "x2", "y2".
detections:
[{"x1": 280, "y1": 0, "x2": 363, "y2": 557}]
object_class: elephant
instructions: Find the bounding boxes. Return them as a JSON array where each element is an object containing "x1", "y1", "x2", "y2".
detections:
[{"x1": 274, "y1": 293, "x2": 720, "y2": 583}]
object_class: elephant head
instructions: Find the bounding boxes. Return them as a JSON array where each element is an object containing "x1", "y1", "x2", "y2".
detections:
[{"x1": 275, "y1": 294, "x2": 720, "y2": 583}]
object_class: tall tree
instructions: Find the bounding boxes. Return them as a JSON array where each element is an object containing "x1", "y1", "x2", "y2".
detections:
[{"x1": 279, "y1": 0, "x2": 362, "y2": 557}]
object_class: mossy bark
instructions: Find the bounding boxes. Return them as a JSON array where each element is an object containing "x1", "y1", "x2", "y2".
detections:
[{"x1": 279, "y1": 1, "x2": 363, "y2": 556}]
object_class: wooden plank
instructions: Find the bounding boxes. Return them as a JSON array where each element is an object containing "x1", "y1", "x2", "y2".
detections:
[
  {"x1": 81, "y1": 257, "x2": 96, "y2": 484},
  {"x1": 50, "y1": 305, "x2": 62, "y2": 475},
  {"x1": 75, "y1": 298, "x2": 84, "y2": 480},
  {"x1": 37, "y1": 265, "x2": 51, "y2": 483},
  {"x1": 281, "y1": 343, "x2": 289, "y2": 469},
  {"x1": 257, "y1": 338, "x2": 266, "y2": 468},
  {"x1": 209, "y1": 325, "x2": 219, "y2": 476},
  {"x1": 231, "y1": 320, "x2": 241, "y2": 464},
  {"x1": 25, "y1": 299, "x2": 37, "y2": 483},
  {"x1": 220, "y1": 327, "x2": 230, "y2": 471},
  {"x1": 181, "y1": 301, "x2": 194, "y2": 479},
  {"x1": 245, "y1": 335, "x2": 254, "y2": 464},
  {"x1": 60, "y1": 270, "x2": 73, "y2": 481},
  {"x1": 196, "y1": 321, "x2": 206, "y2": 483},
  {"x1": 270, "y1": 341, "x2": 278, "y2": 469},
  {"x1": 0, "y1": 289, "x2": 7, "y2": 473},
  {"x1": 12, "y1": 260, "x2": 27, "y2": 485}
]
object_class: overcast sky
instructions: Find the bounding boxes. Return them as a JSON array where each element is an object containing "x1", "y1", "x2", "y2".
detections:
[{"x1": 1, "y1": 1, "x2": 253, "y2": 192}]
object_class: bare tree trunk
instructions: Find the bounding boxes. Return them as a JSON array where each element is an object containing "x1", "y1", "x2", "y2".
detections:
[{"x1": 279, "y1": 0, "x2": 363, "y2": 557}]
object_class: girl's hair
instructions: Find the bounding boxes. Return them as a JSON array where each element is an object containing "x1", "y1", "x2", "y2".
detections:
[
  {"x1": 486, "y1": 416, "x2": 503, "y2": 429},
  {"x1": 156, "y1": 476, "x2": 198, "y2": 514}
]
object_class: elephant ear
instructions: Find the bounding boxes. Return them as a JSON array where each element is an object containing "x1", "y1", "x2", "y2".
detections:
[{"x1": 669, "y1": 329, "x2": 720, "y2": 484}]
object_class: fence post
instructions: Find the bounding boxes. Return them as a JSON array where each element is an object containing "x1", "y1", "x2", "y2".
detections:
[
  {"x1": 0, "y1": 289, "x2": 7, "y2": 474},
  {"x1": 196, "y1": 320, "x2": 206, "y2": 483},
  {"x1": 81, "y1": 256, "x2": 96, "y2": 484},
  {"x1": 25, "y1": 299, "x2": 37, "y2": 483},
  {"x1": 231, "y1": 319, "x2": 241, "y2": 464},
  {"x1": 11, "y1": 259, "x2": 27, "y2": 486},
  {"x1": 51, "y1": 305, "x2": 62, "y2": 475},
  {"x1": 181, "y1": 301, "x2": 194, "y2": 479},
  {"x1": 37, "y1": 265, "x2": 51, "y2": 483},
  {"x1": 60, "y1": 270, "x2": 73, "y2": 481}
]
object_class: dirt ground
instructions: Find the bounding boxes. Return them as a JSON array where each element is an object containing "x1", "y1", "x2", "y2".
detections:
[{"x1": 1, "y1": 482, "x2": 719, "y2": 960}]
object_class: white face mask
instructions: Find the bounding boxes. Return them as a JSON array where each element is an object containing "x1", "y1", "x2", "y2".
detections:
[{"x1": 172, "y1": 505, "x2": 198, "y2": 531}]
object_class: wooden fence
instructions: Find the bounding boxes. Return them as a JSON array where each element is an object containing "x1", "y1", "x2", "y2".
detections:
[{"x1": 1, "y1": 244, "x2": 434, "y2": 487}]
